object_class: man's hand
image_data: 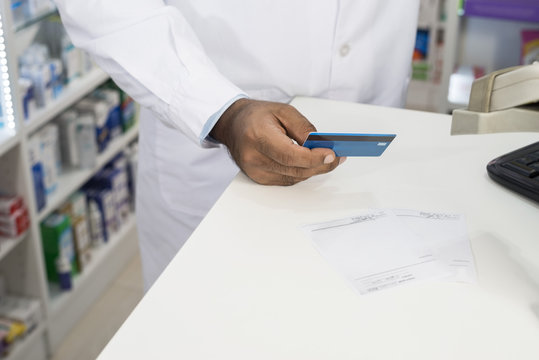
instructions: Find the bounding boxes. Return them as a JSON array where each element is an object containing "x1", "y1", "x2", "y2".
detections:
[{"x1": 210, "y1": 98, "x2": 344, "y2": 185}]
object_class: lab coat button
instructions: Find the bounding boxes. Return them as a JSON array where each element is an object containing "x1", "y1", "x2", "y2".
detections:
[{"x1": 339, "y1": 44, "x2": 350, "y2": 57}]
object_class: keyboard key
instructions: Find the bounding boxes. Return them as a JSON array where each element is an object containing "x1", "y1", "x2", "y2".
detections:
[
  {"x1": 502, "y1": 161, "x2": 538, "y2": 178},
  {"x1": 515, "y1": 154, "x2": 539, "y2": 166},
  {"x1": 530, "y1": 162, "x2": 539, "y2": 173}
]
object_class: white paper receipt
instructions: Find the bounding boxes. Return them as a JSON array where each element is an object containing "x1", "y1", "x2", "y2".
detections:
[{"x1": 303, "y1": 209, "x2": 476, "y2": 295}]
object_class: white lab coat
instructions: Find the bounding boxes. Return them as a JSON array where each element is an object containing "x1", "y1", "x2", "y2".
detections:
[{"x1": 55, "y1": 0, "x2": 419, "y2": 290}]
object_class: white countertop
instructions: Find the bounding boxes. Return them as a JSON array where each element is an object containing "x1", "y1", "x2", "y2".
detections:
[{"x1": 100, "y1": 97, "x2": 539, "y2": 359}]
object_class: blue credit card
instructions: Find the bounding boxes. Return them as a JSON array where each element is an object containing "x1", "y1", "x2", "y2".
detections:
[{"x1": 302, "y1": 132, "x2": 396, "y2": 157}]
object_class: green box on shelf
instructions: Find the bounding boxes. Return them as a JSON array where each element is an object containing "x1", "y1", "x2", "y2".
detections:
[
  {"x1": 41, "y1": 213, "x2": 78, "y2": 283},
  {"x1": 412, "y1": 61, "x2": 430, "y2": 81}
]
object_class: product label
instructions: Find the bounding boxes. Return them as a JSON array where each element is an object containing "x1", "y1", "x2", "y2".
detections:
[
  {"x1": 74, "y1": 219, "x2": 90, "y2": 251},
  {"x1": 59, "y1": 228, "x2": 75, "y2": 265},
  {"x1": 102, "y1": 191, "x2": 118, "y2": 234},
  {"x1": 89, "y1": 211, "x2": 104, "y2": 247}
]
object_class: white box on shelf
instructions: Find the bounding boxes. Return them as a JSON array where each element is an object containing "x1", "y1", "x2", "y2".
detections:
[{"x1": 0, "y1": 296, "x2": 42, "y2": 332}]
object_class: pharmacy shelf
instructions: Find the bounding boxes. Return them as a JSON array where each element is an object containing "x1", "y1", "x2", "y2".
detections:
[
  {"x1": 48, "y1": 215, "x2": 137, "y2": 314},
  {"x1": 404, "y1": 0, "x2": 461, "y2": 114},
  {"x1": 37, "y1": 125, "x2": 139, "y2": 222},
  {"x1": 0, "y1": 231, "x2": 28, "y2": 263},
  {"x1": 5, "y1": 323, "x2": 47, "y2": 360},
  {"x1": 2, "y1": 2, "x2": 141, "y2": 356},
  {"x1": 47, "y1": 215, "x2": 138, "y2": 351},
  {"x1": 0, "y1": 130, "x2": 19, "y2": 159},
  {"x1": 24, "y1": 68, "x2": 110, "y2": 135}
]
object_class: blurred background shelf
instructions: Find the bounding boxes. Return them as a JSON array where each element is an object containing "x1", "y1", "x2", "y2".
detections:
[
  {"x1": 0, "y1": 131, "x2": 20, "y2": 159},
  {"x1": 46, "y1": 216, "x2": 138, "y2": 351},
  {"x1": 24, "y1": 69, "x2": 110, "y2": 135},
  {"x1": 4, "y1": 324, "x2": 47, "y2": 360},
  {"x1": 0, "y1": 231, "x2": 28, "y2": 262},
  {"x1": 406, "y1": 0, "x2": 539, "y2": 114},
  {"x1": 1, "y1": 1, "x2": 140, "y2": 359},
  {"x1": 13, "y1": 7, "x2": 57, "y2": 33},
  {"x1": 37, "y1": 125, "x2": 138, "y2": 222}
]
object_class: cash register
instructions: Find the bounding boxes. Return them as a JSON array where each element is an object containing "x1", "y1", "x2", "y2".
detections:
[{"x1": 451, "y1": 63, "x2": 539, "y2": 203}]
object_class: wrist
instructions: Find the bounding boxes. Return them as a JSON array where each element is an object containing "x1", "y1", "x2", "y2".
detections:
[{"x1": 210, "y1": 98, "x2": 252, "y2": 145}]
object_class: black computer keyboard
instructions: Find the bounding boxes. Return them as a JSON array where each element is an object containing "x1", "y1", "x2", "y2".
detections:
[{"x1": 487, "y1": 141, "x2": 539, "y2": 203}]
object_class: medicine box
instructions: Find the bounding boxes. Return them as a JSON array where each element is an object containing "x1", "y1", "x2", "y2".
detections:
[
  {"x1": 56, "y1": 110, "x2": 80, "y2": 168},
  {"x1": 36, "y1": 124, "x2": 61, "y2": 196},
  {"x1": 0, "y1": 296, "x2": 42, "y2": 332},
  {"x1": 59, "y1": 191, "x2": 87, "y2": 220},
  {"x1": 76, "y1": 114, "x2": 98, "y2": 169},
  {"x1": 0, "y1": 206, "x2": 30, "y2": 238},
  {"x1": 28, "y1": 136, "x2": 47, "y2": 211},
  {"x1": 99, "y1": 167, "x2": 129, "y2": 224},
  {"x1": 84, "y1": 189, "x2": 116, "y2": 242},
  {"x1": 0, "y1": 318, "x2": 25, "y2": 345},
  {"x1": 76, "y1": 98, "x2": 110, "y2": 153},
  {"x1": 0, "y1": 196, "x2": 24, "y2": 216},
  {"x1": 92, "y1": 89, "x2": 122, "y2": 141},
  {"x1": 41, "y1": 213, "x2": 78, "y2": 282},
  {"x1": 104, "y1": 81, "x2": 136, "y2": 131},
  {"x1": 71, "y1": 217, "x2": 91, "y2": 272}
]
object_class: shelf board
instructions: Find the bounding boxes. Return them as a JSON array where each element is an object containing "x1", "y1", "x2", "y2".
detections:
[
  {"x1": 24, "y1": 68, "x2": 110, "y2": 135},
  {"x1": 0, "y1": 231, "x2": 28, "y2": 262},
  {"x1": 4, "y1": 323, "x2": 46, "y2": 360},
  {"x1": 49, "y1": 214, "x2": 136, "y2": 318},
  {"x1": 0, "y1": 130, "x2": 19, "y2": 158},
  {"x1": 13, "y1": 7, "x2": 58, "y2": 33},
  {"x1": 37, "y1": 125, "x2": 139, "y2": 222}
]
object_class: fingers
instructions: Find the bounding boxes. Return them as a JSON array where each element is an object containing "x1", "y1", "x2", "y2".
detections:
[
  {"x1": 254, "y1": 125, "x2": 336, "y2": 169},
  {"x1": 274, "y1": 104, "x2": 317, "y2": 144},
  {"x1": 243, "y1": 145, "x2": 341, "y2": 182},
  {"x1": 245, "y1": 155, "x2": 344, "y2": 186},
  {"x1": 258, "y1": 104, "x2": 339, "y2": 169},
  {"x1": 246, "y1": 169, "x2": 308, "y2": 186},
  {"x1": 258, "y1": 155, "x2": 340, "y2": 179}
]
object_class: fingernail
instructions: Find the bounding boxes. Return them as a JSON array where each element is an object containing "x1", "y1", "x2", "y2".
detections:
[
  {"x1": 339, "y1": 157, "x2": 347, "y2": 165},
  {"x1": 324, "y1": 154, "x2": 335, "y2": 164}
]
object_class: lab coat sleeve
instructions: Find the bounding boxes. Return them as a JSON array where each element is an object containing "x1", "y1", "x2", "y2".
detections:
[{"x1": 53, "y1": 0, "x2": 246, "y2": 147}]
